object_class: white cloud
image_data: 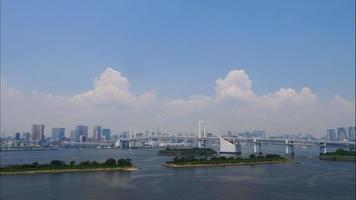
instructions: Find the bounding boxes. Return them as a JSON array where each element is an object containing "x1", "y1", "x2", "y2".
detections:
[
  {"x1": 215, "y1": 69, "x2": 256, "y2": 100},
  {"x1": 1, "y1": 67, "x2": 354, "y2": 137},
  {"x1": 71, "y1": 67, "x2": 156, "y2": 106}
]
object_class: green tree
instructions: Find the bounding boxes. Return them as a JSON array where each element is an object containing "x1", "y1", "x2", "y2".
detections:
[
  {"x1": 50, "y1": 160, "x2": 65, "y2": 166},
  {"x1": 70, "y1": 161, "x2": 76, "y2": 166},
  {"x1": 105, "y1": 158, "x2": 117, "y2": 166},
  {"x1": 79, "y1": 161, "x2": 91, "y2": 166},
  {"x1": 30, "y1": 162, "x2": 40, "y2": 168}
]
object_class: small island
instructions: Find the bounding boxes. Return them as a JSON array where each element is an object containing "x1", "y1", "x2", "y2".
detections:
[
  {"x1": 164, "y1": 154, "x2": 289, "y2": 168},
  {"x1": 0, "y1": 158, "x2": 137, "y2": 175},
  {"x1": 158, "y1": 147, "x2": 217, "y2": 156},
  {"x1": 320, "y1": 149, "x2": 356, "y2": 161}
]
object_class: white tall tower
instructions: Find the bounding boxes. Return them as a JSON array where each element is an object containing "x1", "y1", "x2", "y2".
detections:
[
  {"x1": 129, "y1": 126, "x2": 135, "y2": 148},
  {"x1": 198, "y1": 120, "x2": 206, "y2": 148}
]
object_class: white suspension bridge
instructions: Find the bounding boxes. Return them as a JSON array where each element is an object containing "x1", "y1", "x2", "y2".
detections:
[{"x1": 112, "y1": 120, "x2": 355, "y2": 156}]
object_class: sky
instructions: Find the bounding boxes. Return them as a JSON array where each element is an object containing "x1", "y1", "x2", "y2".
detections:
[{"x1": 1, "y1": 0, "x2": 355, "y2": 137}]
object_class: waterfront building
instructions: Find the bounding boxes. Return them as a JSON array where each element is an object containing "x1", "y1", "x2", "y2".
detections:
[
  {"x1": 337, "y1": 127, "x2": 348, "y2": 141},
  {"x1": 102, "y1": 129, "x2": 111, "y2": 141},
  {"x1": 32, "y1": 124, "x2": 45, "y2": 144},
  {"x1": 15, "y1": 132, "x2": 21, "y2": 140},
  {"x1": 22, "y1": 132, "x2": 31, "y2": 142},
  {"x1": 326, "y1": 129, "x2": 337, "y2": 141},
  {"x1": 145, "y1": 130, "x2": 150, "y2": 137},
  {"x1": 348, "y1": 126, "x2": 356, "y2": 142},
  {"x1": 207, "y1": 133, "x2": 214, "y2": 137},
  {"x1": 75, "y1": 125, "x2": 88, "y2": 142},
  {"x1": 227, "y1": 131, "x2": 233, "y2": 137},
  {"x1": 70, "y1": 130, "x2": 76, "y2": 141},
  {"x1": 93, "y1": 126, "x2": 102, "y2": 142},
  {"x1": 238, "y1": 131, "x2": 266, "y2": 139},
  {"x1": 52, "y1": 128, "x2": 65, "y2": 141},
  {"x1": 156, "y1": 128, "x2": 161, "y2": 136}
]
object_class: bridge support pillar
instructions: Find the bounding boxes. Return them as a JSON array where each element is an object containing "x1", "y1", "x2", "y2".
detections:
[
  {"x1": 290, "y1": 141, "x2": 295, "y2": 158},
  {"x1": 258, "y1": 143, "x2": 262, "y2": 155},
  {"x1": 253, "y1": 138, "x2": 257, "y2": 154},
  {"x1": 320, "y1": 142, "x2": 327, "y2": 155},
  {"x1": 236, "y1": 141, "x2": 242, "y2": 154},
  {"x1": 285, "y1": 139, "x2": 289, "y2": 155}
]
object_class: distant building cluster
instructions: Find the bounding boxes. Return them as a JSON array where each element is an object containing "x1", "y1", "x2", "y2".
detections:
[
  {"x1": 0, "y1": 124, "x2": 171, "y2": 148},
  {"x1": 269, "y1": 133, "x2": 316, "y2": 141},
  {"x1": 225, "y1": 130, "x2": 267, "y2": 139},
  {"x1": 325, "y1": 127, "x2": 355, "y2": 142},
  {"x1": 1, "y1": 124, "x2": 115, "y2": 147}
]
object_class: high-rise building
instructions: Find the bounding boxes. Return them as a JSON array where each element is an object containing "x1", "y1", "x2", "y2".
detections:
[
  {"x1": 337, "y1": 127, "x2": 348, "y2": 141},
  {"x1": 156, "y1": 128, "x2": 161, "y2": 136},
  {"x1": 52, "y1": 128, "x2": 65, "y2": 142},
  {"x1": 102, "y1": 129, "x2": 111, "y2": 141},
  {"x1": 75, "y1": 125, "x2": 88, "y2": 142},
  {"x1": 32, "y1": 124, "x2": 45, "y2": 144},
  {"x1": 22, "y1": 132, "x2": 31, "y2": 142},
  {"x1": 326, "y1": 129, "x2": 337, "y2": 141},
  {"x1": 348, "y1": 126, "x2": 356, "y2": 142},
  {"x1": 93, "y1": 126, "x2": 102, "y2": 142},
  {"x1": 70, "y1": 130, "x2": 76, "y2": 141},
  {"x1": 15, "y1": 132, "x2": 21, "y2": 140},
  {"x1": 144, "y1": 130, "x2": 150, "y2": 137}
]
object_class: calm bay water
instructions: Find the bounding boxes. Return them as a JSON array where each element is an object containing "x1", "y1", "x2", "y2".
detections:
[{"x1": 0, "y1": 146, "x2": 355, "y2": 200}]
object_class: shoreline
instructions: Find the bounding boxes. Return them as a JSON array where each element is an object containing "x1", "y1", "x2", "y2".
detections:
[
  {"x1": 319, "y1": 155, "x2": 356, "y2": 161},
  {"x1": 0, "y1": 167, "x2": 138, "y2": 175},
  {"x1": 163, "y1": 160, "x2": 297, "y2": 168}
]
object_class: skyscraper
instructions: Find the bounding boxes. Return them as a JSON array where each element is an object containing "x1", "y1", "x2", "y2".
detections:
[
  {"x1": 102, "y1": 129, "x2": 111, "y2": 141},
  {"x1": 348, "y1": 126, "x2": 356, "y2": 142},
  {"x1": 326, "y1": 129, "x2": 337, "y2": 141},
  {"x1": 337, "y1": 127, "x2": 348, "y2": 141},
  {"x1": 93, "y1": 126, "x2": 102, "y2": 142},
  {"x1": 52, "y1": 128, "x2": 65, "y2": 142},
  {"x1": 70, "y1": 130, "x2": 76, "y2": 142},
  {"x1": 75, "y1": 125, "x2": 88, "y2": 142},
  {"x1": 32, "y1": 124, "x2": 45, "y2": 144},
  {"x1": 15, "y1": 132, "x2": 21, "y2": 140}
]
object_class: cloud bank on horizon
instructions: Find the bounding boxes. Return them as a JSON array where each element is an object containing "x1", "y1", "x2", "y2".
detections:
[{"x1": 1, "y1": 67, "x2": 354, "y2": 137}]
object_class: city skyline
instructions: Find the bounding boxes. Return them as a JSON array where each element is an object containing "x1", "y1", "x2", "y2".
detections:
[
  {"x1": 1, "y1": 0, "x2": 355, "y2": 137},
  {"x1": 0, "y1": 2, "x2": 355, "y2": 200}
]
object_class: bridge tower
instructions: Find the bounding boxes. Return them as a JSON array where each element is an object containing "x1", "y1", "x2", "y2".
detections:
[
  {"x1": 129, "y1": 127, "x2": 135, "y2": 149},
  {"x1": 198, "y1": 120, "x2": 206, "y2": 148}
]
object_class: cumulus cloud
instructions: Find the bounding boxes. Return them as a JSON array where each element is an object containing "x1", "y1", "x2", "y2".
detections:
[
  {"x1": 164, "y1": 68, "x2": 354, "y2": 135},
  {"x1": 167, "y1": 69, "x2": 318, "y2": 110},
  {"x1": 215, "y1": 69, "x2": 256, "y2": 100},
  {"x1": 71, "y1": 68, "x2": 156, "y2": 106},
  {"x1": 1, "y1": 67, "x2": 354, "y2": 137}
]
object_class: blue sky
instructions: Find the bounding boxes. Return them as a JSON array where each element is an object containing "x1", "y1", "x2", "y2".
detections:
[{"x1": 1, "y1": 0, "x2": 355, "y2": 100}]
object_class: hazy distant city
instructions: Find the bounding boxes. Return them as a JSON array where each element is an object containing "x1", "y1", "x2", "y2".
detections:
[
  {"x1": 1, "y1": 123, "x2": 355, "y2": 150},
  {"x1": 1, "y1": 1, "x2": 355, "y2": 200}
]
